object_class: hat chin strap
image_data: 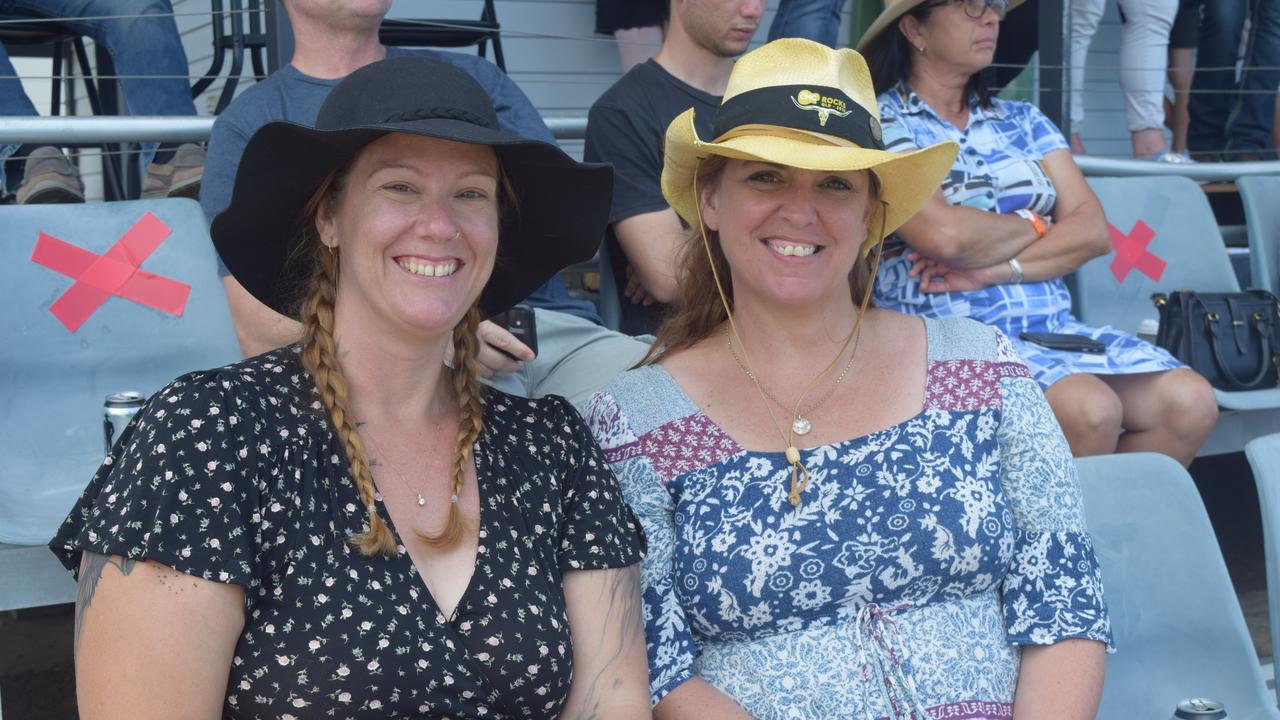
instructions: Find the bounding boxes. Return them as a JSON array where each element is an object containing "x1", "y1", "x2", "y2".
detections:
[{"x1": 694, "y1": 160, "x2": 889, "y2": 507}]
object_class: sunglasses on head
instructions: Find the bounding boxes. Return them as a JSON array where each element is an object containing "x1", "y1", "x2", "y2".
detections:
[{"x1": 928, "y1": 0, "x2": 1009, "y2": 20}]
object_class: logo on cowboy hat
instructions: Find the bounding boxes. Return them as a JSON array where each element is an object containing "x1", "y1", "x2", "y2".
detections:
[{"x1": 791, "y1": 88, "x2": 854, "y2": 127}]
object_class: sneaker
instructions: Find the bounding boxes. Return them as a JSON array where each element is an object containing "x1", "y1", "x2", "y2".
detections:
[
  {"x1": 141, "y1": 143, "x2": 205, "y2": 200},
  {"x1": 1152, "y1": 151, "x2": 1194, "y2": 164},
  {"x1": 16, "y1": 146, "x2": 85, "y2": 204}
]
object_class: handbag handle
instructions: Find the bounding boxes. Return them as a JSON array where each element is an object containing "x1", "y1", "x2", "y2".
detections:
[{"x1": 1205, "y1": 312, "x2": 1273, "y2": 389}]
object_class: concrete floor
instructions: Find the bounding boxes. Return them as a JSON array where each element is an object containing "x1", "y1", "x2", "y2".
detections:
[{"x1": 0, "y1": 452, "x2": 1273, "y2": 719}]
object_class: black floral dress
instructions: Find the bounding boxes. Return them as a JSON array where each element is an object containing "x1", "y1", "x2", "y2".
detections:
[{"x1": 51, "y1": 347, "x2": 645, "y2": 719}]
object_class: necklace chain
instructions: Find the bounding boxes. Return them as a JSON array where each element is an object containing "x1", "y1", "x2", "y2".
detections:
[
  {"x1": 726, "y1": 329, "x2": 861, "y2": 435},
  {"x1": 361, "y1": 428, "x2": 430, "y2": 508}
]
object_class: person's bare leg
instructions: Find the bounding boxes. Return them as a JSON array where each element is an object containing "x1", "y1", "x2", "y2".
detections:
[
  {"x1": 1043, "y1": 373, "x2": 1124, "y2": 457},
  {"x1": 1100, "y1": 369, "x2": 1218, "y2": 466},
  {"x1": 1167, "y1": 46, "x2": 1194, "y2": 153},
  {"x1": 1131, "y1": 127, "x2": 1168, "y2": 156},
  {"x1": 615, "y1": 25, "x2": 663, "y2": 74}
]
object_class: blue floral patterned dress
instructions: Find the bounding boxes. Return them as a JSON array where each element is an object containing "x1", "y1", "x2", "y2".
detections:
[
  {"x1": 585, "y1": 317, "x2": 1111, "y2": 719},
  {"x1": 875, "y1": 82, "x2": 1181, "y2": 389}
]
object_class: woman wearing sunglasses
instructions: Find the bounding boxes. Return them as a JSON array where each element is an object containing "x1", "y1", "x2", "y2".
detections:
[{"x1": 860, "y1": 0, "x2": 1218, "y2": 466}]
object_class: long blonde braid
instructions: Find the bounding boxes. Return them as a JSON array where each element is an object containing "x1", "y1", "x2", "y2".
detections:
[
  {"x1": 418, "y1": 303, "x2": 485, "y2": 548},
  {"x1": 299, "y1": 243, "x2": 400, "y2": 556}
]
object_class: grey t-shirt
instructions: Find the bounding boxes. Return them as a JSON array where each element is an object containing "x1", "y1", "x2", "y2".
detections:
[{"x1": 201, "y1": 46, "x2": 600, "y2": 322}]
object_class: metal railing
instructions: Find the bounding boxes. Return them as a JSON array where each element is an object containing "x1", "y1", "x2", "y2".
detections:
[
  {"x1": 0, "y1": 116, "x2": 1277, "y2": 179},
  {"x1": 0, "y1": 115, "x2": 589, "y2": 144}
]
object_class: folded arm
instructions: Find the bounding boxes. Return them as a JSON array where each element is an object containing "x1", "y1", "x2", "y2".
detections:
[
  {"x1": 613, "y1": 209, "x2": 685, "y2": 305},
  {"x1": 906, "y1": 150, "x2": 1111, "y2": 291}
]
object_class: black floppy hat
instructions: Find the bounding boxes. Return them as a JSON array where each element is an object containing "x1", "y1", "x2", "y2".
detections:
[{"x1": 211, "y1": 56, "x2": 613, "y2": 319}]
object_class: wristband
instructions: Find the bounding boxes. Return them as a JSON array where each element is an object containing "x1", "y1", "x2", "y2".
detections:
[
  {"x1": 1008, "y1": 258, "x2": 1025, "y2": 284},
  {"x1": 1015, "y1": 209, "x2": 1049, "y2": 239}
]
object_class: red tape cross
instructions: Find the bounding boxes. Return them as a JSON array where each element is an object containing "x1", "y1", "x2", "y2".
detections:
[
  {"x1": 1109, "y1": 219, "x2": 1167, "y2": 283},
  {"x1": 30, "y1": 212, "x2": 191, "y2": 332}
]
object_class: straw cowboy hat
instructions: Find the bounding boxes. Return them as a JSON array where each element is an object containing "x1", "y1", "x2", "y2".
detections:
[
  {"x1": 660, "y1": 38, "x2": 958, "y2": 258},
  {"x1": 857, "y1": 0, "x2": 1027, "y2": 51},
  {"x1": 212, "y1": 56, "x2": 613, "y2": 319}
]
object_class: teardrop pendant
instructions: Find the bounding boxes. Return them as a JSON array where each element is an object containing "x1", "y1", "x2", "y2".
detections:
[
  {"x1": 416, "y1": 493, "x2": 426, "y2": 507},
  {"x1": 792, "y1": 417, "x2": 812, "y2": 436}
]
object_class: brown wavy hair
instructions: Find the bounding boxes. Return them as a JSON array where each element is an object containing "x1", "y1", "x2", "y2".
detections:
[
  {"x1": 641, "y1": 156, "x2": 884, "y2": 365},
  {"x1": 294, "y1": 153, "x2": 509, "y2": 555}
]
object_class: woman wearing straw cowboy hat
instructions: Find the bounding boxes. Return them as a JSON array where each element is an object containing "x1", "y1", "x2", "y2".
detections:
[
  {"x1": 52, "y1": 56, "x2": 650, "y2": 719},
  {"x1": 585, "y1": 38, "x2": 1109, "y2": 720},
  {"x1": 858, "y1": 0, "x2": 1218, "y2": 467}
]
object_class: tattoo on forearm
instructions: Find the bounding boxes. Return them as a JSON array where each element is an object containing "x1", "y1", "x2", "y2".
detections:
[
  {"x1": 75, "y1": 552, "x2": 138, "y2": 655},
  {"x1": 570, "y1": 565, "x2": 644, "y2": 720}
]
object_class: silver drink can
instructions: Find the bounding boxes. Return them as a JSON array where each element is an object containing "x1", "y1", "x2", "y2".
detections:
[
  {"x1": 1174, "y1": 698, "x2": 1227, "y2": 720},
  {"x1": 103, "y1": 391, "x2": 146, "y2": 455}
]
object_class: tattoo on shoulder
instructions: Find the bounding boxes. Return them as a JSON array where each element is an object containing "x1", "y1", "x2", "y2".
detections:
[
  {"x1": 568, "y1": 565, "x2": 644, "y2": 720},
  {"x1": 74, "y1": 552, "x2": 139, "y2": 655}
]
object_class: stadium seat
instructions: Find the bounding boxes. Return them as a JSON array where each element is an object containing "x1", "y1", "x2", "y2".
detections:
[
  {"x1": 1246, "y1": 433, "x2": 1280, "y2": 708},
  {"x1": 1239, "y1": 176, "x2": 1280, "y2": 296},
  {"x1": 1077, "y1": 176, "x2": 1280, "y2": 452},
  {"x1": 1077, "y1": 453, "x2": 1280, "y2": 719},
  {"x1": 0, "y1": 199, "x2": 239, "y2": 553}
]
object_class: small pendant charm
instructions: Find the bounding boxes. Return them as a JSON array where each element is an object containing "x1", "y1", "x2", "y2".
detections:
[
  {"x1": 416, "y1": 493, "x2": 426, "y2": 507},
  {"x1": 792, "y1": 417, "x2": 812, "y2": 436}
]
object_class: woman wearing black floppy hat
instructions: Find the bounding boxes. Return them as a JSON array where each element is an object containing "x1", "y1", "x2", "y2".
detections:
[{"x1": 52, "y1": 56, "x2": 649, "y2": 719}]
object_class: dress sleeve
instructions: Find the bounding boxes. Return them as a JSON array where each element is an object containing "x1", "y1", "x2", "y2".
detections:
[
  {"x1": 552, "y1": 396, "x2": 646, "y2": 572},
  {"x1": 992, "y1": 329, "x2": 1113, "y2": 650},
  {"x1": 49, "y1": 370, "x2": 266, "y2": 589},
  {"x1": 584, "y1": 390, "x2": 698, "y2": 707}
]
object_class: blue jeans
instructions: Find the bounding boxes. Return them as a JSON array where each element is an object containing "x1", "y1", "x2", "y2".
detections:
[
  {"x1": 0, "y1": 0, "x2": 196, "y2": 189},
  {"x1": 767, "y1": 0, "x2": 849, "y2": 47},
  {"x1": 1188, "y1": 0, "x2": 1280, "y2": 155}
]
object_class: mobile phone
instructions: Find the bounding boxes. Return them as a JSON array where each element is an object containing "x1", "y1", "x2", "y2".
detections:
[
  {"x1": 490, "y1": 304, "x2": 538, "y2": 360},
  {"x1": 1018, "y1": 331, "x2": 1107, "y2": 355}
]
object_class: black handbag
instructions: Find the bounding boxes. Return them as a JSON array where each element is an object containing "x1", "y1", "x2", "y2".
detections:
[{"x1": 1151, "y1": 289, "x2": 1280, "y2": 391}]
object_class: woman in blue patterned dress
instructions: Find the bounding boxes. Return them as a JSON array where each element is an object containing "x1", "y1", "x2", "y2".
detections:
[
  {"x1": 585, "y1": 38, "x2": 1110, "y2": 720},
  {"x1": 858, "y1": 0, "x2": 1218, "y2": 465}
]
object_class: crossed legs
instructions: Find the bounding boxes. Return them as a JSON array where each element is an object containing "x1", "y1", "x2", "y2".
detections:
[{"x1": 1044, "y1": 369, "x2": 1218, "y2": 466}]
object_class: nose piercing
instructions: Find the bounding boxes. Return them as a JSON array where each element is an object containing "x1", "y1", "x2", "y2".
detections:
[{"x1": 452, "y1": 230, "x2": 461, "y2": 241}]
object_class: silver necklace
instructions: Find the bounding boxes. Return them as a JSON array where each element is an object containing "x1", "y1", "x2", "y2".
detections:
[
  {"x1": 361, "y1": 430, "x2": 428, "y2": 507},
  {"x1": 726, "y1": 330, "x2": 861, "y2": 436}
]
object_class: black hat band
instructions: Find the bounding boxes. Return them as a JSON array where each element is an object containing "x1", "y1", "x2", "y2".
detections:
[{"x1": 710, "y1": 84, "x2": 885, "y2": 151}]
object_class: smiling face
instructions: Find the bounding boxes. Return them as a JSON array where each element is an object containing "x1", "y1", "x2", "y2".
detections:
[
  {"x1": 902, "y1": 0, "x2": 1001, "y2": 77},
  {"x1": 699, "y1": 159, "x2": 874, "y2": 310},
  {"x1": 316, "y1": 133, "x2": 500, "y2": 343}
]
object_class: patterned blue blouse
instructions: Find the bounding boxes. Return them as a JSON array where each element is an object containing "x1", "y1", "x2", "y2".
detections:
[
  {"x1": 585, "y1": 317, "x2": 1111, "y2": 719},
  {"x1": 874, "y1": 83, "x2": 1181, "y2": 389}
]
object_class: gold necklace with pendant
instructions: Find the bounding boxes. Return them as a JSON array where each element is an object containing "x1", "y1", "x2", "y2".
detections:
[{"x1": 726, "y1": 330, "x2": 861, "y2": 436}]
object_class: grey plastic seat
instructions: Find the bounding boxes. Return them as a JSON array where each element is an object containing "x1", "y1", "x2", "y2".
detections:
[
  {"x1": 1246, "y1": 433, "x2": 1280, "y2": 707},
  {"x1": 1078, "y1": 453, "x2": 1279, "y2": 719},
  {"x1": 1239, "y1": 176, "x2": 1280, "y2": 296},
  {"x1": 0, "y1": 199, "x2": 240, "y2": 553},
  {"x1": 1077, "y1": 176, "x2": 1280, "y2": 443}
]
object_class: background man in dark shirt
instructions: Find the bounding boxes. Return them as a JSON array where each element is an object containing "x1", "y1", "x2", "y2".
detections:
[{"x1": 585, "y1": 0, "x2": 764, "y2": 336}]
